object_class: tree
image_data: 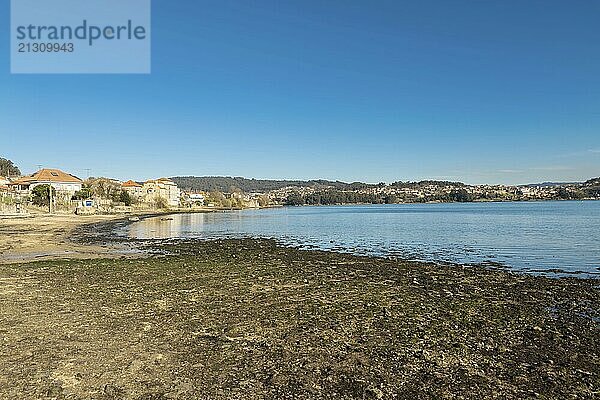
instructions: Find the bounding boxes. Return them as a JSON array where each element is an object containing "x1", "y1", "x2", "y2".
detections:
[
  {"x1": 222, "y1": 198, "x2": 233, "y2": 208},
  {"x1": 257, "y1": 194, "x2": 271, "y2": 207},
  {"x1": 206, "y1": 191, "x2": 226, "y2": 206},
  {"x1": 87, "y1": 178, "x2": 121, "y2": 200},
  {"x1": 384, "y1": 194, "x2": 398, "y2": 204},
  {"x1": 230, "y1": 197, "x2": 243, "y2": 208},
  {"x1": 448, "y1": 189, "x2": 474, "y2": 202},
  {"x1": 31, "y1": 184, "x2": 54, "y2": 206},
  {"x1": 154, "y1": 196, "x2": 168, "y2": 209},
  {"x1": 119, "y1": 190, "x2": 133, "y2": 206},
  {"x1": 286, "y1": 192, "x2": 305, "y2": 206},
  {"x1": 72, "y1": 187, "x2": 92, "y2": 200},
  {"x1": 0, "y1": 158, "x2": 21, "y2": 177},
  {"x1": 557, "y1": 187, "x2": 571, "y2": 200}
]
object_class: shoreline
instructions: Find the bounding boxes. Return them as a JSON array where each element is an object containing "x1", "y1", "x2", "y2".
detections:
[
  {"x1": 280, "y1": 198, "x2": 600, "y2": 207},
  {"x1": 3, "y1": 207, "x2": 599, "y2": 280},
  {"x1": 105, "y1": 207, "x2": 600, "y2": 280},
  {"x1": 0, "y1": 209, "x2": 218, "y2": 264},
  {"x1": 0, "y1": 213, "x2": 130, "y2": 264}
]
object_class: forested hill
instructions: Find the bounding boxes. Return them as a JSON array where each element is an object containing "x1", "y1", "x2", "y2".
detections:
[
  {"x1": 170, "y1": 176, "x2": 472, "y2": 193},
  {"x1": 584, "y1": 177, "x2": 600, "y2": 186},
  {"x1": 170, "y1": 176, "x2": 376, "y2": 192}
]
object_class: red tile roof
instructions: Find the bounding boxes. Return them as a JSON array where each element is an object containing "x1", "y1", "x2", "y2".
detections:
[
  {"x1": 10, "y1": 169, "x2": 82, "y2": 185},
  {"x1": 122, "y1": 180, "x2": 142, "y2": 188},
  {"x1": 145, "y1": 178, "x2": 175, "y2": 185}
]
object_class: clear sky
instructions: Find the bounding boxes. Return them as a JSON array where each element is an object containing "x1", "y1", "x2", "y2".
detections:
[{"x1": 1, "y1": 0, "x2": 599, "y2": 185}]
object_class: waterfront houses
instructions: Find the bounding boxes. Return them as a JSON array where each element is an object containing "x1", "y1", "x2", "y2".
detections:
[
  {"x1": 142, "y1": 178, "x2": 181, "y2": 207},
  {"x1": 119, "y1": 178, "x2": 183, "y2": 207},
  {"x1": 0, "y1": 168, "x2": 193, "y2": 212},
  {"x1": 9, "y1": 168, "x2": 83, "y2": 198},
  {"x1": 188, "y1": 192, "x2": 205, "y2": 205},
  {"x1": 121, "y1": 180, "x2": 144, "y2": 201}
]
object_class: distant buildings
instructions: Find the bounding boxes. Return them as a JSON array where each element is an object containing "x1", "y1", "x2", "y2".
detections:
[
  {"x1": 0, "y1": 176, "x2": 10, "y2": 192},
  {"x1": 119, "y1": 178, "x2": 184, "y2": 207},
  {"x1": 5, "y1": 168, "x2": 595, "y2": 213},
  {"x1": 188, "y1": 193, "x2": 205, "y2": 205},
  {"x1": 141, "y1": 178, "x2": 181, "y2": 207},
  {"x1": 121, "y1": 180, "x2": 144, "y2": 201},
  {"x1": 0, "y1": 168, "x2": 191, "y2": 212}
]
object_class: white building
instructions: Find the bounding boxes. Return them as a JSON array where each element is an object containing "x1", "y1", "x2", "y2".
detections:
[
  {"x1": 188, "y1": 192, "x2": 205, "y2": 205},
  {"x1": 143, "y1": 178, "x2": 181, "y2": 207}
]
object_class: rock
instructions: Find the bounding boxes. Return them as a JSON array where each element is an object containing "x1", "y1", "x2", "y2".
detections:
[
  {"x1": 365, "y1": 386, "x2": 384, "y2": 399},
  {"x1": 103, "y1": 383, "x2": 124, "y2": 397}
]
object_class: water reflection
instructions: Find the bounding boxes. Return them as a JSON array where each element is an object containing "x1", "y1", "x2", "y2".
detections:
[
  {"x1": 128, "y1": 213, "x2": 215, "y2": 239},
  {"x1": 123, "y1": 202, "x2": 600, "y2": 277}
]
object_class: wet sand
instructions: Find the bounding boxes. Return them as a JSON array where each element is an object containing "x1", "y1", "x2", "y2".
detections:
[{"x1": 0, "y1": 214, "x2": 132, "y2": 264}]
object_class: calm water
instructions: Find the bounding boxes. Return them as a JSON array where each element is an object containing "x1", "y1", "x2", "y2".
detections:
[{"x1": 124, "y1": 201, "x2": 600, "y2": 277}]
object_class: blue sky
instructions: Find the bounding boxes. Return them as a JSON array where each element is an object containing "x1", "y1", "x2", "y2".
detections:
[{"x1": 1, "y1": 0, "x2": 599, "y2": 185}]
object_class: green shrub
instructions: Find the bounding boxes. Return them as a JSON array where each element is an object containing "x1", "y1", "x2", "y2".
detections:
[
  {"x1": 154, "y1": 196, "x2": 168, "y2": 209},
  {"x1": 31, "y1": 185, "x2": 54, "y2": 206}
]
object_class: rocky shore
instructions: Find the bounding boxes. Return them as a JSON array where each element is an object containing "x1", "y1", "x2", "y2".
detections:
[{"x1": 0, "y1": 230, "x2": 598, "y2": 399}]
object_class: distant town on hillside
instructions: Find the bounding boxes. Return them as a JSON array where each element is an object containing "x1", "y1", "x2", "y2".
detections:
[
  {"x1": 1, "y1": 158, "x2": 599, "y2": 215},
  {"x1": 171, "y1": 176, "x2": 600, "y2": 205}
]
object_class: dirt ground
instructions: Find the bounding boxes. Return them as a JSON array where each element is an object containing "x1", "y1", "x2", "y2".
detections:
[{"x1": 0, "y1": 234, "x2": 598, "y2": 399}]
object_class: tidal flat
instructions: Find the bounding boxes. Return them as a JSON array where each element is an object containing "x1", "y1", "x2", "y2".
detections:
[{"x1": 0, "y1": 237, "x2": 599, "y2": 399}]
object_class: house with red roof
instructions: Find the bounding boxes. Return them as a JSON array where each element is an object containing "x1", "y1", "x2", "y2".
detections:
[
  {"x1": 143, "y1": 178, "x2": 181, "y2": 207},
  {"x1": 121, "y1": 179, "x2": 144, "y2": 200},
  {"x1": 10, "y1": 168, "x2": 83, "y2": 196}
]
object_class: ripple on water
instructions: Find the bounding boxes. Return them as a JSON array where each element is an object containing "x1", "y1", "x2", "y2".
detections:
[{"x1": 123, "y1": 202, "x2": 600, "y2": 278}]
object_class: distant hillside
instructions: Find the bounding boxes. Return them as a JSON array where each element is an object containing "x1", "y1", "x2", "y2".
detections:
[
  {"x1": 171, "y1": 176, "x2": 470, "y2": 193},
  {"x1": 170, "y1": 176, "x2": 375, "y2": 192},
  {"x1": 584, "y1": 177, "x2": 600, "y2": 186},
  {"x1": 524, "y1": 181, "x2": 581, "y2": 187},
  {"x1": 390, "y1": 180, "x2": 466, "y2": 188}
]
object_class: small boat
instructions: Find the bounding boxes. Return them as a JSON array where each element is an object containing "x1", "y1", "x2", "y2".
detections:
[
  {"x1": 128, "y1": 216, "x2": 140, "y2": 222},
  {"x1": 160, "y1": 217, "x2": 174, "y2": 221}
]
